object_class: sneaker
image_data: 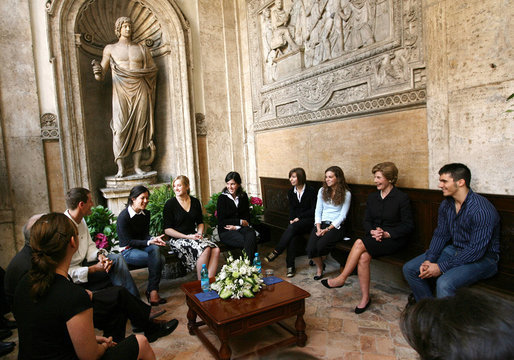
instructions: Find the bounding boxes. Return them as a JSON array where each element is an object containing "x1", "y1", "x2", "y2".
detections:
[
  {"x1": 286, "y1": 267, "x2": 295, "y2": 277},
  {"x1": 264, "y1": 250, "x2": 279, "y2": 263}
]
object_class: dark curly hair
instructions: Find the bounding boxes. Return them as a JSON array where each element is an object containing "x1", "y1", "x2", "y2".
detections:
[{"x1": 322, "y1": 166, "x2": 349, "y2": 205}]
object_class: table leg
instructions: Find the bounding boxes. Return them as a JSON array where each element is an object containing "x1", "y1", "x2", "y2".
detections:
[
  {"x1": 295, "y1": 313, "x2": 307, "y2": 347},
  {"x1": 219, "y1": 328, "x2": 232, "y2": 360},
  {"x1": 187, "y1": 307, "x2": 197, "y2": 335}
]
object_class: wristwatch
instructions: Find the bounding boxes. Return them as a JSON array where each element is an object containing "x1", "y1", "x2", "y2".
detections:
[{"x1": 97, "y1": 248, "x2": 109, "y2": 258}]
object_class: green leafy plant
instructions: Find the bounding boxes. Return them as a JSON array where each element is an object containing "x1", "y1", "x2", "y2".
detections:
[
  {"x1": 203, "y1": 192, "x2": 221, "y2": 236},
  {"x1": 147, "y1": 181, "x2": 175, "y2": 236},
  {"x1": 85, "y1": 205, "x2": 118, "y2": 251}
]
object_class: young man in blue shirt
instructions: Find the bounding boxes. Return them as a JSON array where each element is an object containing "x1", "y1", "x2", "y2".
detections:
[{"x1": 403, "y1": 163, "x2": 500, "y2": 301}]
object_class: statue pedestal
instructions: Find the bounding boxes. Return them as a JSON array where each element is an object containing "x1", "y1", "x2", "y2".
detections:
[{"x1": 101, "y1": 171, "x2": 158, "y2": 215}]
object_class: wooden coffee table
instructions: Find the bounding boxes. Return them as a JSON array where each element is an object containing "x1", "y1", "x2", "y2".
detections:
[{"x1": 181, "y1": 279, "x2": 310, "y2": 359}]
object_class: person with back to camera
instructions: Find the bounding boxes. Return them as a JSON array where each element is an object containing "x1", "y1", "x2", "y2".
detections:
[
  {"x1": 321, "y1": 162, "x2": 414, "y2": 314},
  {"x1": 402, "y1": 163, "x2": 500, "y2": 303},
  {"x1": 163, "y1": 175, "x2": 220, "y2": 279},
  {"x1": 264, "y1": 167, "x2": 317, "y2": 278},
  {"x1": 307, "y1": 166, "x2": 351, "y2": 281},
  {"x1": 117, "y1": 185, "x2": 167, "y2": 306},
  {"x1": 13, "y1": 213, "x2": 156, "y2": 359},
  {"x1": 400, "y1": 288, "x2": 514, "y2": 360},
  {"x1": 216, "y1": 172, "x2": 258, "y2": 262}
]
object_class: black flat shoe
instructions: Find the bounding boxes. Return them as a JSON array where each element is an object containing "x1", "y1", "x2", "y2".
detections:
[
  {"x1": 0, "y1": 341, "x2": 15, "y2": 356},
  {"x1": 0, "y1": 317, "x2": 16, "y2": 330},
  {"x1": 355, "y1": 299, "x2": 371, "y2": 314},
  {"x1": 321, "y1": 279, "x2": 343, "y2": 289},
  {"x1": 145, "y1": 319, "x2": 179, "y2": 343},
  {"x1": 313, "y1": 263, "x2": 326, "y2": 280},
  {"x1": 265, "y1": 250, "x2": 279, "y2": 263},
  {"x1": 146, "y1": 291, "x2": 167, "y2": 306}
]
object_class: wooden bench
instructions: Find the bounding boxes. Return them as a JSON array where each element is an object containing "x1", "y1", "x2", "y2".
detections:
[{"x1": 260, "y1": 177, "x2": 514, "y2": 298}]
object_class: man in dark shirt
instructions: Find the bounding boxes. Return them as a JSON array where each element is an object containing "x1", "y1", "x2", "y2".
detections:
[
  {"x1": 403, "y1": 163, "x2": 500, "y2": 301},
  {"x1": 5, "y1": 214, "x2": 178, "y2": 343}
]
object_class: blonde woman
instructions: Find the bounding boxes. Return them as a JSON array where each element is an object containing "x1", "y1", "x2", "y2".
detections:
[{"x1": 163, "y1": 176, "x2": 220, "y2": 279}]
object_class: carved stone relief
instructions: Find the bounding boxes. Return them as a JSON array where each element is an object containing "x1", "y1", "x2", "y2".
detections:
[
  {"x1": 40, "y1": 113, "x2": 59, "y2": 140},
  {"x1": 248, "y1": 0, "x2": 425, "y2": 131}
]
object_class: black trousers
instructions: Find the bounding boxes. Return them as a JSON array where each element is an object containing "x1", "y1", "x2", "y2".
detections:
[
  {"x1": 219, "y1": 227, "x2": 258, "y2": 262},
  {"x1": 275, "y1": 219, "x2": 313, "y2": 268},
  {"x1": 306, "y1": 223, "x2": 344, "y2": 258},
  {"x1": 92, "y1": 286, "x2": 150, "y2": 342}
]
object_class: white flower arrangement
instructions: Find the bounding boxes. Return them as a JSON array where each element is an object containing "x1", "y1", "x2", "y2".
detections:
[{"x1": 210, "y1": 252, "x2": 263, "y2": 299}]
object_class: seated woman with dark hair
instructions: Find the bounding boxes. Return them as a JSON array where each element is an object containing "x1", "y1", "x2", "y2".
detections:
[
  {"x1": 13, "y1": 213, "x2": 155, "y2": 360},
  {"x1": 322, "y1": 162, "x2": 413, "y2": 314},
  {"x1": 401, "y1": 288, "x2": 514, "y2": 360},
  {"x1": 117, "y1": 185, "x2": 167, "y2": 306},
  {"x1": 163, "y1": 175, "x2": 220, "y2": 279},
  {"x1": 216, "y1": 171, "x2": 258, "y2": 261},
  {"x1": 307, "y1": 166, "x2": 351, "y2": 281},
  {"x1": 264, "y1": 167, "x2": 317, "y2": 277}
]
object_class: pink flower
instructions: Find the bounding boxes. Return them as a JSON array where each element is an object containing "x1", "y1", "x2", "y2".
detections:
[
  {"x1": 214, "y1": 210, "x2": 218, "y2": 218},
  {"x1": 94, "y1": 233, "x2": 109, "y2": 249},
  {"x1": 250, "y1": 197, "x2": 263, "y2": 206}
]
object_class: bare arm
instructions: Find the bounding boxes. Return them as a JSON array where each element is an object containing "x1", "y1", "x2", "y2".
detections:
[{"x1": 67, "y1": 308, "x2": 109, "y2": 360}]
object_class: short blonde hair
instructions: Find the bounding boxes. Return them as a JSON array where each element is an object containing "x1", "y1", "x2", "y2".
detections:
[
  {"x1": 372, "y1": 162, "x2": 398, "y2": 184},
  {"x1": 173, "y1": 175, "x2": 190, "y2": 194}
]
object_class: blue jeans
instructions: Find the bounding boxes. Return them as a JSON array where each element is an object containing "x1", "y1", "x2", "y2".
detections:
[
  {"x1": 402, "y1": 245, "x2": 499, "y2": 301},
  {"x1": 122, "y1": 245, "x2": 163, "y2": 292},
  {"x1": 106, "y1": 253, "x2": 140, "y2": 298}
]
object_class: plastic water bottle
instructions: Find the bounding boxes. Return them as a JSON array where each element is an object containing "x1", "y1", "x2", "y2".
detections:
[
  {"x1": 253, "y1": 253, "x2": 262, "y2": 273},
  {"x1": 200, "y1": 264, "x2": 209, "y2": 292}
]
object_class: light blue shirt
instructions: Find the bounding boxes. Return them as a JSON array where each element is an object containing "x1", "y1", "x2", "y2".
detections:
[{"x1": 314, "y1": 188, "x2": 351, "y2": 229}]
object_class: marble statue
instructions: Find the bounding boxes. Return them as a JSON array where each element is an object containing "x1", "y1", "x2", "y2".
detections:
[{"x1": 92, "y1": 17, "x2": 158, "y2": 178}]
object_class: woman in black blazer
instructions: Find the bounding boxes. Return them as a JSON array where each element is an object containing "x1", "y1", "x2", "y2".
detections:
[
  {"x1": 264, "y1": 167, "x2": 317, "y2": 277},
  {"x1": 216, "y1": 172, "x2": 257, "y2": 262},
  {"x1": 322, "y1": 162, "x2": 414, "y2": 314}
]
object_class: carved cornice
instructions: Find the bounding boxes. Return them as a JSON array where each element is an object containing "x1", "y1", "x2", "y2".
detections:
[
  {"x1": 254, "y1": 88, "x2": 426, "y2": 131},
  {"x1": 40, "y1": 113, "x2": 60, "y2": 140}
]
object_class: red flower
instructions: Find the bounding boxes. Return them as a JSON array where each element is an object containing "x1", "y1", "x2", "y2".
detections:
[
  {"x1": 250, "y1": 197, "x2": 263, "y2": 206},
  {"x1": 94, "y1": 233, "x2": 109, "y2": 249}
]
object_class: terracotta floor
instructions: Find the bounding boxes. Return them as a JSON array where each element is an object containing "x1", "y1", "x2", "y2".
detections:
[{"x1": 3, "y1": 243, "x2": 420, "y2": 359}]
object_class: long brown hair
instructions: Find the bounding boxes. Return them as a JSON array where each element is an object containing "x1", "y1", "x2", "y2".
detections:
[
  {"x1": 322, "y1": 166, "x2": 349, "y2": 205},
  {"x1": 29, "y1": 213, "x2": 77, "y2": 300}
]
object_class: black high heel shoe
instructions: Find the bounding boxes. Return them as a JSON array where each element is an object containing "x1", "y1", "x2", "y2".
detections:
[
  {"x1": 313, "y1": 263, "x2": 326, "y2": 281},
  {"x1": 146, "y1": 290, "x2": 167, "y2": 306}
]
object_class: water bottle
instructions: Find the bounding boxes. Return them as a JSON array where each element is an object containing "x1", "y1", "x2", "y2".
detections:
[
  {"x1": 253, "y1": 253, "x2": 262, "y2": 273},
  {"x1": 200, "y1": 264, "x2": 209, "y2": 292}
]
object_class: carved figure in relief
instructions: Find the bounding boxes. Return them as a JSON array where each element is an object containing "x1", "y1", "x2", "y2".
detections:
[
  {"x1": 92, "y1": 17, "x2": 158, "y2": 178},
  {"x1": 289, "y1": 0, "x2": 307, "y2": 44},
  {"x1": 271, "y1": 0, "x2": 300, "y2": 54},
  {"x1": 304, "y1": 0, "x2": 329, "y2": 67},
  {"x1": 262, "y1": 8, "x2": 278, "y2": 82},
  {"x1": 374, "y1": 50, "x2": 408, "y2": 86},
  {"x1": 341, "y1": 0, "x2": 375, "y2": 51}
]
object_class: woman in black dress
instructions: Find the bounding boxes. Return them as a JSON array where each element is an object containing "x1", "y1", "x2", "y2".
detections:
[
  {"x1": 163, "y1": 175, "x2": 220, "y2": 279},
  {"x1": 216, "y1": 171, "x2": 258, "y2": 261},
  {"x1": 322, "y1": 162, "x2": 414, "y2": 314},
  {"x1": 264, "y1": 167, "x2": 317, "y2": 277},
  {"x1": 14, "y1": 213, "x2": 155, "y2": 360}
]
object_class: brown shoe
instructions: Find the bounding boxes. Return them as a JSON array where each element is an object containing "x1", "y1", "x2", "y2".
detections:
[{"x1": 265, "y1": 250, "x2": 279, "y2": 263}]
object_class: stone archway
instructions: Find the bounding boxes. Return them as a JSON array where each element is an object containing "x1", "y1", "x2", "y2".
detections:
[{"x1": 46, "y1": 0, "x2": 198, "y2": 202}]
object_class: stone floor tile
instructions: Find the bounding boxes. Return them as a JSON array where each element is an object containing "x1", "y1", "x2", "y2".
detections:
[{"x1": 359, "y1": 334, "x2": 376, "y2": 353}]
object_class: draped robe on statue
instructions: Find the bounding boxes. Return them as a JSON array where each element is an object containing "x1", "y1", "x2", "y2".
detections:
[{"x1": 110, "y1": 45, "x2": 158, "y2": 162}]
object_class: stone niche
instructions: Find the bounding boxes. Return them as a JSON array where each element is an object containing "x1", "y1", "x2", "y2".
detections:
[
  {"x1": 47, "y1": 0, "x2": 197, "y2": 205},
  {"x1": 247, "y1": 0, "x2": 426, "y2": 131}
]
